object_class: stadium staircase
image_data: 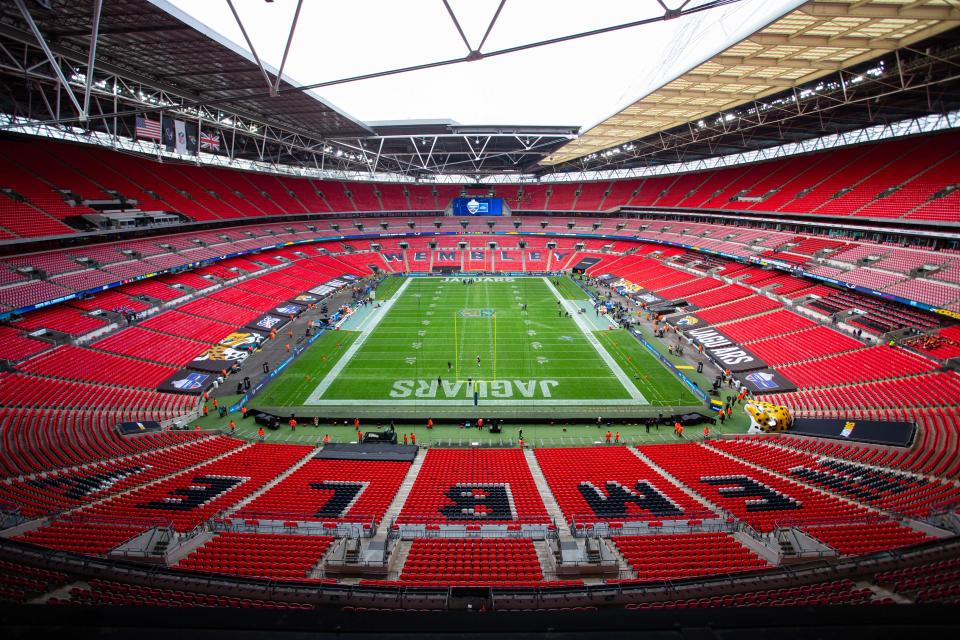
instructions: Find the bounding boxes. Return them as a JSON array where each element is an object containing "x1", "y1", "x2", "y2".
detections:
[
  {"x1": 372, "y1": 447, "x2": 427, "y2": 541},
  {"x1": 628, "y1": 447, "x2": 726, "y2": 518},
  {"x1": 218, "y1": 445, "x2": 321, "y2": 516},
  {"x1": 522, "y1": 449, "x2": 574, "y2": 542}
]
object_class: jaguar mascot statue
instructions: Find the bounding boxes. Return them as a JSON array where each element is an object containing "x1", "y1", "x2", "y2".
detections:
[{"x1": 744, "y1": 401, "x2": 793, "y2": 434}]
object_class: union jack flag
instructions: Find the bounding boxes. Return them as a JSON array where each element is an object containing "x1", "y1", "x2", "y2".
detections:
[{"x1": 200, "y1": 130, "x2": 221, "y2": 152}]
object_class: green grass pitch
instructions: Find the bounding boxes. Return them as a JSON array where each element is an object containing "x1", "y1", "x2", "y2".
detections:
[{"x1": 251, "y1": 276, "x2": 703, "y2": 418}]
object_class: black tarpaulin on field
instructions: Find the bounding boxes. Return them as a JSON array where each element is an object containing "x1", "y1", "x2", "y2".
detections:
[{"x1": 314, "y1": 443, "x2": 418, "y2": 462}]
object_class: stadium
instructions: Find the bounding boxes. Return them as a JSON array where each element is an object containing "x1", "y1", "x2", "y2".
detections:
[{"x1": 0, "y1": 0, "x2": 959, "y2": 636}]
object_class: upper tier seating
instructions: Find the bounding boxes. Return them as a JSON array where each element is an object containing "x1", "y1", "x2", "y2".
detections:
[{"x1": 1, "y1": 132, "x2": 958, "y2": 242}]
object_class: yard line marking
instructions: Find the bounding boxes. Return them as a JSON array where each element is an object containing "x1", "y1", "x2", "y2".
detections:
[{"x1": 541, "y1": 278, "x2": 646, "y2": 403}]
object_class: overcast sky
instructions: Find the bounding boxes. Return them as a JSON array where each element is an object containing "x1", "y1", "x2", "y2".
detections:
[{"x1": 159, "y1": 0, "x2": 802, "y2": 128}]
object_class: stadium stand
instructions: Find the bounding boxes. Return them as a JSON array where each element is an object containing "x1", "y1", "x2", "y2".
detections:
[
  {"x1": 175, "y1": 532, "x2": 335, "y2": 581},
  {"x1": 397, "y1": 449, "x2": 549, "y2": 524},
  {"x1": 610, "y1": 532, "x2": 771, "y2": 582}
]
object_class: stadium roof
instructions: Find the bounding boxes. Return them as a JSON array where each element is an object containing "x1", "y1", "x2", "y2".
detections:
[
  {"x1": 542, "y1": 0, "x2": 960, "y2": 166},
  {"x1": 0, "y1": 0, "x2": 371, "y2": 138}
]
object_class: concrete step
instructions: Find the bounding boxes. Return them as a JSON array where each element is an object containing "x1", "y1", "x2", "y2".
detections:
[
  {"x1": 373, "y1": 448, "x2": 427, "y2": 541},
  {"x1": 522, "y1": 448, "x2": 573, "y2": 541},
  {"x1": 223, "y1": 445, "x2": 320, "y2": 516},
  {"x1": 629, "y1": 446, "x2": 725, "y2": 517}
]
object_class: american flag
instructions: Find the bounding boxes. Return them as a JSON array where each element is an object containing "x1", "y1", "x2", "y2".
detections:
[
  {"x1": 200, "y1": 131, "x2": 221, "y2": 152},
  {"x1": 135, "y1": 115, "x2": 161, "y2": 141}
]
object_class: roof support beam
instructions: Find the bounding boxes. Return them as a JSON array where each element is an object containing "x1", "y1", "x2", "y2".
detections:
[
  {"x1": 82, "y1": 0, "x2": 104, "y2": 120},
  {"x1": 272, "y1": 0, "x2": 304, "y2": 97},
  {"x1": 802, "y1": 2, "x2": 960, "y2": 20},
  {"x1": 12, "y1": 0, "x2": 84, "y2": 120},
  {"x1": 226, "y1": 0, "x2": 274, "y2": 95}
]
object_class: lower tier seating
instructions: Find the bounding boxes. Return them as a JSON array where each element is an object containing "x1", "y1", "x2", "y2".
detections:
[
  {"x1": 610, "y1": 533, "x2": 770, "y2": 582},
  {"x1": 397, "y1": 449, "x2": 549, "y2": 524},
  {"x1": 397, "y1": 538, "x2": 544, "y2": 586},
  {"x1": 802, "y1": 522, "x2": 931, "y2": 555},
  {"x1": 236, "y1": 458, "x2": 411, "y2": 523},
  {"x1": 639, "y1": 444, "x2": 874, "y2": 532},
  {"x1": 0, "y1": 435, "x2": 242, "y2": 518},
  {"x1": 55, "y1": 442, "x2": 311, "y2": 533},
  {"x1": 533, "y1": 447, "x2": 713, "y2": 525},
  {"x1": 176, "y1": 533, "x2": 335, "y2": 581}
]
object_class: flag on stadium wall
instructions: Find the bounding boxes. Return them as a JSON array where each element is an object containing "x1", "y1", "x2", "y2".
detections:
[
  {"x1": 200, "y1": 130, "x2": 221, "y2": 152},
  {"x1": 161, "y1": 116, "x2": 176, "y2": 152},
  {"x1": 186, "y1": 123, "x2": 199, "y2": 156},
  {"x1": 135, "y1": 115, "x2": 161, "y2": 141},
  {"x1": 174, "y1": 119, "x2": 187, "y2": 154}
]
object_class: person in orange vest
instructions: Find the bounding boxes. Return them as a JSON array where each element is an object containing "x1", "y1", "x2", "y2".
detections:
[
  {"x1": 703, "y1": 426, "x2": 710, "y2": 440},
  {"x1": 677, "y1": 424, "x2": 684, "y2": 438},
  {"x1": 285, "y1": 343, "x2": 291, "y2": 353},
  {"x1": 357, "y1": 431, "x2": 363, "y2": 443},
  {"x1": 605, "y1": 430, "x2": 612, "y2": 444},
  {"x1": 202, "y1": 404, "x2": 209, "y2": 417},
  {"x1": 203, "y1": 391, "x2": 209, "y2": 402},
  {"x1": 241, "y1": 406, "x2": 248, "y2": 419},
  {"x1": 288, "y1": 328, "x2": 294, "y2": 339},
  {"x1": 426, "y1": 418, "x2": 433, "y2": 430},
  {"x1": 403, "y1": 433, "x2": 408, "y2": 445},
  {"x1": 229, "y1": 420, "x2": 236, "y2": 434},
  {"x1": 212, "y1": 398, "x2": 218, "y2": 410},
  {"x1": 257, "y1": 426, "x2": 265, "y2": 442},
  {"x1": 726, "y1": 406, "x2": 733, "y2": 419},
  {"x1": 477, "y1": 417, "x2": 483, "y2": 431},
  {"x1": 674, "y1": 421, "x2": 682, "y2": 436},
  {"x1": 410, "y1": 432, "x2": 416, "y2": 445},
  {"x1": 322, "y1": 434, "x2": 330, "y2": 445},
  {"x1": 353, "y1": 417, "x2": 360, "y2": 431},
  {"x1": 288, "y1": 417, "x2": 297, "y2": 431},
  {"x1": 614, "y1": 431, "x2": 620, "y2": 444}
]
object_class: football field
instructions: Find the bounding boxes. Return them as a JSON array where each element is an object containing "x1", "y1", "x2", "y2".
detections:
[{"x1": 253, "y1": 276, "x2": 703, "y2": 419}]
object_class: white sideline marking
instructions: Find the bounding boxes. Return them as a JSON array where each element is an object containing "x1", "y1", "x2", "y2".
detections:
[
  {"x1": 541, "y1": 277, "x2": 647, "y2": 403},
  {"x1": 305, "y1": 278, "x2": 413, "y2": 403},
  {"x1": 304, "y1": 397, "x2": 648, "y2": 406}
]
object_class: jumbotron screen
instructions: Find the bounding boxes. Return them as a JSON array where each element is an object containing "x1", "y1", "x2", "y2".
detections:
[{"x1": 452, "y1": 197, "x2": 503, "y2": 216}]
